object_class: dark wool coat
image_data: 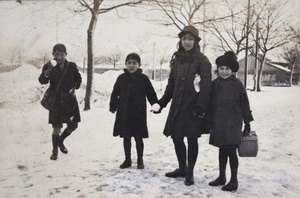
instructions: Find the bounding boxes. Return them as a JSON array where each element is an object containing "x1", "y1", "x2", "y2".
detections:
[
  {"x1": 209, "y1": 75, "x2": 253, "y2": 147},
  {"x1": 110, "y1": 69, "x2": 158, "y2": 138},
  {"x1": 39, "y1": 60, "x2": 82, "y2": 124},
  {"x1": 158, "y1": 52, "x2": 212, "y2": 138}
]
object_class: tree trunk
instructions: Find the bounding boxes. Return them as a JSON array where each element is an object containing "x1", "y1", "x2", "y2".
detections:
[
  {"x1": 84, "y1": 13, "x2": 98, "y2": 110},
  {"x1": 289, "y1": 64, "x2": 294, "y2": 87},
  {"x1": 257, "y1": 55, "x2": 266, "y2": 92}
]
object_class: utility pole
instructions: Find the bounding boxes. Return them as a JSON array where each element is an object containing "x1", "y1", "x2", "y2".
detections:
[
  {"x1": 244, "y1": 0, "x2": 250, "y2": 88},
  {"x1": 153, "y1": 42, "x2": 156, "y2": 80},
  {"x1": 202, "y1": 0, "x2": 206, "y2": 53},
  {"x1": 253, "y1": 15, "x2": 259, "y2": 91}
]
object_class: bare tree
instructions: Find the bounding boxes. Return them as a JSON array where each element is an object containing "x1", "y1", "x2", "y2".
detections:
[
  {"x1": 254, "y1": 1, "x2": 295, "y2": 91},
  {"x1": 208, "y1": 0, "x2": 264, "y2": 56},
  {"x1": 107, "y1": 52, "x2": 122, "y2": 69},
  {"x1": 282, "y1": 28, "x2": 300, "y2": 86},
  {"x1": 76, "y1": 0, "x2": 146, "y2": 110}
]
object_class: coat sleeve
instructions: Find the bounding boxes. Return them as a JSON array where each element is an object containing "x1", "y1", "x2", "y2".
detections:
[
  {"x1": 157, "y1": 62, "x2": 175, "y2": 108},
  {"x1": 196, "y1": 55, "x2": 212, "y2": 110},
  {"x1": 145, "y1": 76, "x2": 158, "y2": 105},
  {"x1": 38, "y1": 63, "x2": 50, "y2": 84},
  {"x1": 240, "y1": 83, "x2": 254, "y2": 124},
  {"x1": 72, "y1": 63, "x2": 82, "y2": 89},
  {"x1": 109, "y1": 77, "x2": 121, "y2": 112}
]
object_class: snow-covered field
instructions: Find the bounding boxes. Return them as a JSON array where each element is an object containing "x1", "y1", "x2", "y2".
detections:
[{"x1": 0, "y1": 64, "x2": 299, "y2": 198}]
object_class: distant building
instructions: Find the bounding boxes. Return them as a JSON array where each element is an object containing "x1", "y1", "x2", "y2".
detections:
[{"x1": 237, "y1": 54, "x2": 299, "y2": 87}]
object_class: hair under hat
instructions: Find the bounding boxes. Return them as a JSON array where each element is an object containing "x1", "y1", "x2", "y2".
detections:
[
  {"x1": 125, "y1": 53, "x2": 141, "y2": 65},
  {"x1": 216, "y1": 51, "x2": 239, "y2": 72},
  {"x1": 178, "y1": 25, "x2": 201, "y2": 42},
  {"x1": 52, "y1": 43, "x2": 67, "y2": 53}
]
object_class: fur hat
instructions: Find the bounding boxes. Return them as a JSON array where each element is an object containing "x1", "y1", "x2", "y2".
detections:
[
  {"x1": 52, "y1": 43, "x2": 67, "y2": 53},
  {"x1": 216, "y1": 51, "x2": 239, "y2": 72},
  {"x1": 178, "y1": 25, "x2": 201, "y2": 42},
  {"x1": 125, "y1": 53, "x2": 141, "y2": 65}
]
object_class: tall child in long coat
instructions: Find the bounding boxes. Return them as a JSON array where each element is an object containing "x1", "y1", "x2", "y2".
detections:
[
  {"x1": 110, "y1": 53, "x2": 158, "y2": 169},
  {"x1": 151, "y1": 26, "x2": 212, "y2": 186},
  {"x1": 208, "y1": 51, "x2": 254, "y2": 191},
  {"x1": 39, "y1": 43, "x2": 82, "y2": 160}
]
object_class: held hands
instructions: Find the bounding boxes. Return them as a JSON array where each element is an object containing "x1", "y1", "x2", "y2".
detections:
[
  {"x1": 242, "y1": 123, "x2": 251, "y2": 136},
  {"x1": 192, "y1": 106, "x2": 205, "y2": 118},
  {"x1": 151, "y1": 103, "x2": 162, "y2": 114}
]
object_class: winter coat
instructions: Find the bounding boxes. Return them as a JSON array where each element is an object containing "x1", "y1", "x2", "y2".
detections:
[
  {"x1": 38, "y1": 60, "x2": 82, "y2": 124},
  {"x1": 158, "y1": 51, "x2": 212, "y2": 138},
  {"x1": 110, "y1": 69, "x2": 158, "y2": 138},
  {"x1": 209, "y1": 75, "x2": 253, "y2": 147}
]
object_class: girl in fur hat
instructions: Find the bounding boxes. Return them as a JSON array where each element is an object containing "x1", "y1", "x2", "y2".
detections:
[{"x1": 208, "y1": 51, "x2": 254, "y2": 191}]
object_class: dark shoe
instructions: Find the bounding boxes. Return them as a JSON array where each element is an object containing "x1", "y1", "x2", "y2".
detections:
[
  {"x1": 50, "y1": 153, "x2": 57, "y2": 160},
  {"x1": 184, "y1": 171, "x2": 194, "y2": 186},
  {"x1": 59, "y1": 142, "x2": 68, "y2": 154},
  {"x1": 165, "y1": 169, "x2": 186, "y2": 178},
  {"x1": 59, "y1": 132, "x2": 70, "y2": 154},
  {"x1": 50, "y1": 134, "x2": 59, "y2": 160},
  {"x1": 119, "y1": 159, "x2": 132, "y2": 169},
  {"x1": 222, "y1": 180, "x2": 238, "y2": 191},
  {"x1": 209, "y1": 176, "x2": 226, "y2": 186},
  {"x1": 137, "y1": 159, "x2": 144, "y2": 169}
]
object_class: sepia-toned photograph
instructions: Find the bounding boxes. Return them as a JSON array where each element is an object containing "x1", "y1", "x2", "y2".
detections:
[{"x1": 0, "y1": 0, "x2": 299, "y2": 197}]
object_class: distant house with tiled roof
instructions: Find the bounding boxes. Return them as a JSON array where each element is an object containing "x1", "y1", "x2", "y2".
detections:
[{"x1": 237, "y1": 54, "x2": 299, "y2": 87}]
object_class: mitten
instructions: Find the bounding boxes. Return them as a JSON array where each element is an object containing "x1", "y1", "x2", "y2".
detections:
[
  {"x1": 242, "y1": 123, "x2": 251, "y2": 136},
  {"x1": 110, "y1": 108, "x2": 116, "y2": 113},
  {"x1": 151, "y1": 103, "x2": 162, "y2": 114},
  {"x1": 192, "y1": 106, "x2": 205, "y2": 118}
]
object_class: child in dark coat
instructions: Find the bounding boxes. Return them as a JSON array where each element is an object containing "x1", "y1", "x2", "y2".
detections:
[
  {"x1": 151, "y1": 26, "x2": 212, "y2": 186},
  {"x1": 208, "y1": 51, "x2": 254, "y2": 191},
  {"x1": 38, "y1": 43, "x2": 82, "y2": 161},
  {"x1": 109, "y1": 53, "x2": 158, "y2": 169}
]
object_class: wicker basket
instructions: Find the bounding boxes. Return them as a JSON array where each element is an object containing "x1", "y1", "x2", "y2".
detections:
[{"x1": 238, "y1": 131, "x2": 258, "y2": 157}]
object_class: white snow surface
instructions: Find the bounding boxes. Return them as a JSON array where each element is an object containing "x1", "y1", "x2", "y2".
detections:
[{"x1": 0, "y1": 65, "x2": 300, "y2": 198}]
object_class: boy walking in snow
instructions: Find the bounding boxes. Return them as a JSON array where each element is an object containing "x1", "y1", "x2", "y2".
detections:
[{"x1": 109, "y1": 53, "x2": 158, "y2": 169}]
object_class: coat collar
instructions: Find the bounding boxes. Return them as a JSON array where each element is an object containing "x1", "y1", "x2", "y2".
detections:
[{"x1": 123, "y1": 68, "x2": 143, "y2": 75}]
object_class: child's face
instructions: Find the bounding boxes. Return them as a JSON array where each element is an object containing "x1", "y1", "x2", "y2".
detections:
[
  {"x1": 125, "y1": 59, "x2": 140, "y2": 73},
  {"x1": 181, "y1": 33, "x2": 195, "y2": 51},
  {"x1": 218, "y1": 66, "x2": 232, "y2": 79},
  {"x1": 53, "y1": 50, "x2": 67, "y2": 64}
]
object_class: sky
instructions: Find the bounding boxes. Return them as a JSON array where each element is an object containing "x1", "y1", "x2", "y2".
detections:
[{"x1": 0, "y1": 0, "x2": 299, "y2": 68}]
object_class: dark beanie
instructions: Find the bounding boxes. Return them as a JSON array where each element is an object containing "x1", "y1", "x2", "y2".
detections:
[
  {"x1": 125, "y1": 53, "x2": 141, "y2": 65},
  {"x1": 52, "y1": 43, "x2": 67, "y2": 53},
  {"x1": 216, "y1": 51, "x2": 239, "y2": 72},
  {"x1": 178, "y1": 25, "x2": 201, "y2": 42}
]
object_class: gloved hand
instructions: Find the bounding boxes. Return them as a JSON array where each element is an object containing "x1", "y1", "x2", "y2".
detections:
[
  {"x1": 110, "y1": 108, "x2": 116, "y2": 114},
  {"x1": 242, "y1": 123, "x2": 251, "y2": 136},
  {"x1": 151, "y1": 103, "x2": 162, "y2": 114},
  {"x1": 192, "y1": 106, "x2": 205, "y2": 118}
]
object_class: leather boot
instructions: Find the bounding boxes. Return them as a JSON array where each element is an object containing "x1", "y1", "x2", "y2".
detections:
[
  {"x1": 184, "y1": 170, "x2": 194, "y2": 186},
  {"x1": 59, "y1": 131, "x2": 70, "y2": 154},
  {"x1": 222, "y1": 168, "x2": 238, "y2": 191},
  {"x1": 137, "y1": 158, "x2": 144, "y2": 169},
  {"x1": 50, "y1": 134, "x2": 59, "y2": 160}
]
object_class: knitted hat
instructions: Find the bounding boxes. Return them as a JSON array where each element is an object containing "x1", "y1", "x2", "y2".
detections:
[
  {"x1": 178, "y1": 25, "x2": 201, "y2": 42},
  {"x1": 52, "y1": 43, "x2": 67, "y2": 53},
  {"x1": 125, "y1": 53, "x2": 141, "y2": 65},
  {"x1": 216, "y1": 51, "x2": 239, "y2": 72}
]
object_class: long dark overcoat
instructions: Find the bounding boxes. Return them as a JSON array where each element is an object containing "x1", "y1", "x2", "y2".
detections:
[
  {"x1": 109, "y1": 69, "x2": 158, "y2": 138},
  {"x1": 158, "y1": 52, "x2": 212, "y2": 138},
  {"x1": 38, "y1": 60, "x2": 82, "y2": 124},
  {"x1": 209, "y1": 75, "x2": 253, "y2": 147}
]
